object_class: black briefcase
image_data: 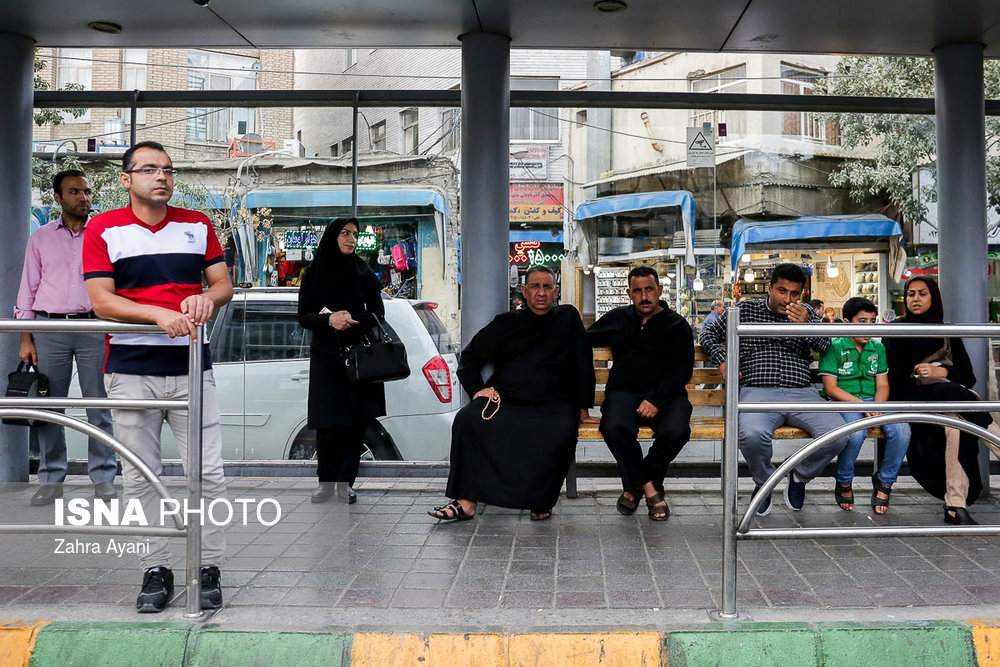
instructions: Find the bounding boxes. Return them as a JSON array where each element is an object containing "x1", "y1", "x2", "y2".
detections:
[
  {"x1": 3, "y1": 362, "x2": 50, "y2": 426},
  {"x1": 343, "y1": 321, "x2": 410, "y2": 384}
]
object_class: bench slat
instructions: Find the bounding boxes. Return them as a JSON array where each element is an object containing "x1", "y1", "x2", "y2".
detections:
[
  {"x1": 595, "y1": 367, "x2": 721, "y2": 384},
  {"x1": 595, "y1": 389, "x2": 725, "y2": 406},
  {"x1": 593, "y1": 346, "x2": 708, "y2": 362}
]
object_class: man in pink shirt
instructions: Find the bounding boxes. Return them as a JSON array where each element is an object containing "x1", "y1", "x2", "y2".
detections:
[{"x1": 15, "y1": 170, "x2": 116, "y2": 506}]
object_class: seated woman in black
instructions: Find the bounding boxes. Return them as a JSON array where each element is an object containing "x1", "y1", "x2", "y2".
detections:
[{"x1": 885, "y1": 276, "x2": 1000, "y2": 525}]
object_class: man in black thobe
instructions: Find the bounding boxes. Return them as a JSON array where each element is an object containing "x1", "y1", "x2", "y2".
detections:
[
  {"x1": 587, "y1": 266, "x2": 694, "y2": 521},
  {"x1": 429, "y1": 265, "x2": 595, "y2": 522}
]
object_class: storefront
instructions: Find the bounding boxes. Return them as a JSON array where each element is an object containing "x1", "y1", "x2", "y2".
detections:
[
  {"x1": 508, "y1": 231, "x2": 565, "y2": 309},
  {"x1": 730, "y1": 215, "x2": 906, "y2": 320}
]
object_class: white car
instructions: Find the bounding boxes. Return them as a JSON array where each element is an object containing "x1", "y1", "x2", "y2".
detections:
[{"x1": 63, "y1": 288, "x2": 460, "y2": 462}]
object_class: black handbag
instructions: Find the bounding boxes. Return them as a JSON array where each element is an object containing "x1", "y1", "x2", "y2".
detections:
[
  {"x1": 343, "y1": 320, "x2": 410, "y2": 383},
  {"x1": 3, "y1": 362, "x2": 50, "y2": 426}
]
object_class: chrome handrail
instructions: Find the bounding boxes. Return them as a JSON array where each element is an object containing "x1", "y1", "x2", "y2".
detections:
[
  {"x1": 717, "y1": 310, "x2": 1000, "y2": 619},
  {"x1": 0, "y1": 319, "x2": 207, "y2": 620}
]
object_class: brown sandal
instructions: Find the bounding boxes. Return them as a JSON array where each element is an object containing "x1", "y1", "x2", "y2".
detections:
[
  {"x1": 834, "y1": 482, "x2": 854, "y2": 511},
  {"x1": 616, "y1": 489, "x2": 641, "y2": 516},
  {"x1": 645, "y1": 492, "x2": 669, "y2": 522}
]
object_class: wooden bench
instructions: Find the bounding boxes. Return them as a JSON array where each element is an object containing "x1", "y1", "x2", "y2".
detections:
[{"x1": 566, "y1": 345, "x2": 884, "y2": 497}]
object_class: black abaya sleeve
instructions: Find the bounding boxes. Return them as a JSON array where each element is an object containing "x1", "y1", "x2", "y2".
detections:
[
  {"x1": 948, "y1": 337, "x2": 977, "y2": 389},
  {"x1": 350, "y1": 271, "x2": 384, "y2": 330},
  {"x1": 297, "y1": 268, "x2": 331, "y2": 331},
  {"x1": 457, "y1": 315, "x2": 505, "y2": 399},
  {"x1": 567, "y1": 307, "x2": 596, "y2": 409}
]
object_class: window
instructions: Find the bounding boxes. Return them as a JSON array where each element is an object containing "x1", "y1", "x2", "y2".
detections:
[
  {"x1": 510, "y1": 78, "x2": 559, "y2": 141},
  {"x1": 441, "y1": 108, "x2": 460, "y2": 152},
  {"x1": 330, "y1": 143, "x2": 340, "y2": 157},
  {"x1": 371, "y1": 121, "x2": 386, "y2": 151},
  {"x1": 344, "y1": 49, "x2": 357, "y2": 70},
  {"x1": 211, "y1": 301, "x2": 311, "y2": 363},
  {"x1": 185, "y1": 50, "x2": 257, "y2": 144},
  {"x1": 781, "y1": 64, "x2": 840, "y2": 144},
  {"x1": 123, "y1": 49, "x2": 147, "y2": 124},
  {"x1": 341, "y1": 137, "x2": 354, "y2": 155},
  {"x1": 400, "y1": 108, "x2": 419, "y2": 154},
  {"x1": 690, "y1": 65, "x2": 747, "y2": 140},
  {"x1": 57, "y1": 48, "x2": 92, "y2": 122}
]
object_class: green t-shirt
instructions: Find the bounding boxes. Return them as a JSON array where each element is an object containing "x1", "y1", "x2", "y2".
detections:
[{"x1": 817, "y1": 336, "x2": 887, "y2": 400}]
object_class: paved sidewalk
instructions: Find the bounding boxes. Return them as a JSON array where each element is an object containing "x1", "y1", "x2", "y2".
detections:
[{"x1": 1, "y1": 475, "x2": 999, "y2": 631}]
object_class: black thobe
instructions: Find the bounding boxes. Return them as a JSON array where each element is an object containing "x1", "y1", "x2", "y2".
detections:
[
  {"x1": 447, "y1": 305, "x2": 595, "y2": 511},
  {"x1": 586, "y1": 301, "x2": 694, "y2": 492},
  {"x1": 885, "y1": 319, "x2": 989, "y2": 504}
]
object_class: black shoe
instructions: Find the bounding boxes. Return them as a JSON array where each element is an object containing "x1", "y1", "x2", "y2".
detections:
[
  {"x1": 136, "y1": 566, "x2": 174, "y2": 613},
  {"x1": 784, "y1": 474, "x2": 806, "y2": 511},
  {"x1": 337, "y1": 483, "x2": 358, "y2": 504},
  {"x1": 311, "y1": 483, "x2": 336, "y2": 503},
  {"x1": 944, "y1": 506, "x2": 979, "y2": 525},
  {"x1": 752, "y1": 485, "x2": 772, "y2": 516},
  {"x1": 30, "y1": 484, "x2": 63, "y2": 506},
  {"x1": 200, "y1": 565, "x2": 223, "y2": 610}
]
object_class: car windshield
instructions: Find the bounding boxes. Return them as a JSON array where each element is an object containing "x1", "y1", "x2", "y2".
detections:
[{"x1": 412, "y1": 304, "x2": 456, "y2": 355}]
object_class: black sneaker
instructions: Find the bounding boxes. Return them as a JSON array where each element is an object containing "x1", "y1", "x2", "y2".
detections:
[
  {"x1": 200, "y1": 565, "x2": 223, "y2": 610},
  {"x1": 136, "y1": 566, "x2": 174, "y2": 613}
]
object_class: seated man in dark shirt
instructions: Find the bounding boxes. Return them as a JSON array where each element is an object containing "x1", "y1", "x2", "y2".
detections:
[{"x1": 587, "y1": 266, "x2": 694, "y2": 521}]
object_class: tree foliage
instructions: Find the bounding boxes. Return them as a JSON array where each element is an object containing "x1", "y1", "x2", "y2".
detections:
[{"x1": 820, "y1": 56, "x2": 1000, "y2": 223}]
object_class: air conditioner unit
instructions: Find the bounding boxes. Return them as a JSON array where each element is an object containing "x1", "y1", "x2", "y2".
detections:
[{"x1": 283, "y1": 139, "x2": 306, "y2": 157}]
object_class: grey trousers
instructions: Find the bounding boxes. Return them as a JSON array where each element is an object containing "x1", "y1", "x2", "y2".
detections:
[
  {"x1": 32, "y1": 331, "x2": 116, "y2": 484},
  {"x1": 738, "y1": 386, "x2": 850, "y2": 485},
  {"x1": 105, "y1": 371, "x2": 227, "y2": 570}
]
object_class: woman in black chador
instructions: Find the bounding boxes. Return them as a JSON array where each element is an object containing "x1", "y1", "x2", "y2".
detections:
[
  {"x1": 429, "y1": 265, "x2": 595, "y2": 521},
  {"x1": 298, "y1": 218, "x2": 386, "y2": 504},
  {"x1": 885, "y1": 276, "x2": 1000, "y2": 525}
]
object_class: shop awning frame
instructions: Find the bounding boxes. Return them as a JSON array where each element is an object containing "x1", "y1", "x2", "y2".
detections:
[
  {"x1": 730, "y1": 214, "x2": 906, "y2": 279},
  {"x1": 574, "y1": 191, "x2": 696, "y2": 266}
]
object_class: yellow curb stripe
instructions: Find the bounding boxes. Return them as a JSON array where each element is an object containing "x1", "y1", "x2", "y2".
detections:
[
  {"x1": 965, "y1": 619, "x2": 1000, "y2": 667},
  {"x1": 0, "y1": 620, "x2": 49, "y2": 667},
  {"x1": 508, "y1": 633, "x2": 662, "y2": 667},
  {"x1": 351, "y1": 632, "x2": 662, "y2": 667}
]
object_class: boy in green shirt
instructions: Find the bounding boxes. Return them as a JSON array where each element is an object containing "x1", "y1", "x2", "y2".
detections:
[{"x1": 818, "y1": 297, "x2": 910, "y2": 515}]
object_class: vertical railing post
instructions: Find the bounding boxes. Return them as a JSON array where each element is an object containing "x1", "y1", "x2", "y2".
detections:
[
  {"x1": 184, "y1": 325, "x2": 205, "y2": 619},
  {"x1": 719, "y1": 306, "x2": 741, "y2": 618}
]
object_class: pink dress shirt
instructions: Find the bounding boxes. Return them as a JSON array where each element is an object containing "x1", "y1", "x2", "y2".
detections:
[{"x1": 14, "y1": 217, "x2": 95, "y2": 319}]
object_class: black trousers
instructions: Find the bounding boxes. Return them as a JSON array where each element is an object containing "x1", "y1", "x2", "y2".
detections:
[
  {"x1": 599, "y1": 390, "x2": 692, "y2": 493},
  {"x1": 316, "y1": 426, "x2": 364, "y2": 484}
]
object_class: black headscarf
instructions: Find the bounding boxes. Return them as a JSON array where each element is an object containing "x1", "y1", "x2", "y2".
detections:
[
  {"x1": 902, "y1": 275, "x2": 944, "y2": 323},
  {"x1": 305, "y1": 218, "x2": 372, "y2": 308}
]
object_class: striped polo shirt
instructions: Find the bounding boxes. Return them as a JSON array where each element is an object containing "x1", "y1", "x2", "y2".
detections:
[{"x1": 82, "y1": 205, "x2": 224, "y2": 375}]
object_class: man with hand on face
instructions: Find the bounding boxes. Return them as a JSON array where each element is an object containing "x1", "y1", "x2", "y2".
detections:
[
  {"x1": 429, "y1": 265, "x2": 595, "y2": 523},
  {"x1": 15, "y1": 170, "x2": 117, "y2": 506},
  {"x1": 700, "y1": 263, "x2": 848, "y2": 515},
  {"x1": 587, "y1": 266, "x2": 693, "y2": 521},
  {"x1": 83, "y1": 141, "x2": 233, "y2": 614}
]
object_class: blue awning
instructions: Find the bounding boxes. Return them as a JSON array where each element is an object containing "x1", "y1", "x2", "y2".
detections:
[
  {"x1": 730, "y1": 214, "x2": 906, "y2": 278},
  {"x1": 574, "y1": 191, "x2": 696, "y2": 265},
  {"x1": 508, "y1": 230, "x2": 563, "y2": 243}
]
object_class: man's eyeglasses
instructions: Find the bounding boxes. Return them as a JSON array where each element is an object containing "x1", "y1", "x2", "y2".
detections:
[{"x1": 125, "y1": 167, "x2": 179, "y2": 177}]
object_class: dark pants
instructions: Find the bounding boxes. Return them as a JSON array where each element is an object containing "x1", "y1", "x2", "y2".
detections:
[
  {"x1": 316, "y1": 426, "x2": 363, "y2": 484},
  {"x1": 599, "y1": 390, "x2": 692, "y2": 493}
]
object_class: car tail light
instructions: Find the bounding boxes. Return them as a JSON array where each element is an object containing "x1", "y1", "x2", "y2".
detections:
[{"x1": 422, "y1": 355, "x2": 452, "y2": 403}]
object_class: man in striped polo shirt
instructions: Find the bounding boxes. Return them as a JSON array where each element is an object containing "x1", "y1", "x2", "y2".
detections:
[{"x1": 83, "y1": 141, "x2": 233, "y2": 614}]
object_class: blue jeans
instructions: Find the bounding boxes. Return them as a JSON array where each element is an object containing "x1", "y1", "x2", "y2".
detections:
[{"x1": 835, "y1": 398, "x2": 911, "y2": 487}]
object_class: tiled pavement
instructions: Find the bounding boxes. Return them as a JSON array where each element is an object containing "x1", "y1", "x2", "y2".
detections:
[{"x1": 1, "y1": 475, "x2": 1000, "y2": 629}]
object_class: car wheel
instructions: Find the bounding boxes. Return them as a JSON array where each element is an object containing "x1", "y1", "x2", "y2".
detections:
[{"x1": 288, "y1": 425, "x2": 400, "y2": 461}]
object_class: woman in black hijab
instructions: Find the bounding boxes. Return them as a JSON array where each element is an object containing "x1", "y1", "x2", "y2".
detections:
[
  {"x1": 298, "y1": 218, "x2": 386, "y2": 503},
  {"x1": 885, "y1": 276, "x2": 1000, "y2": 524}
]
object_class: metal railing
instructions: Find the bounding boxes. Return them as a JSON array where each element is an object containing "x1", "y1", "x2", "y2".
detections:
[
  {"x1": 0, "y1": 319, "x2": 206, "y2": 620},
  {"x1": 718, "y1": 310, "x2": 1000, "y2": 619}
]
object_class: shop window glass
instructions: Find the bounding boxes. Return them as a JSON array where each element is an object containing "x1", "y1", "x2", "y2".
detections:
[
  {"x1": 510, "y1": 78, "x2": 560, "y2": 141},
  {"x1": 689, "y1": 64, "x2": 747, "y2": 140}
]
